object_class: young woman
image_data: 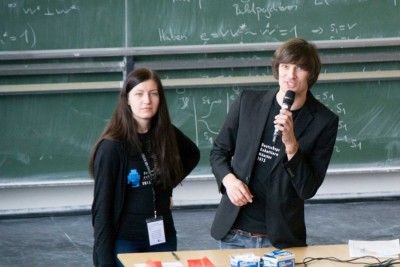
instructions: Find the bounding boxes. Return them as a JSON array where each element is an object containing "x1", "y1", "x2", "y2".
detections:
[{"x1": 89, "y1": 68, "x2": 200, "y2": 267}]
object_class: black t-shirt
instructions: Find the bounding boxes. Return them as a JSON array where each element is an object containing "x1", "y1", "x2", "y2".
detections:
[
  {"x1": 233, "y1": 97, "x2": 299, "y2": 234},
  {"x1": 117, "y1": 132, "x2": 175, "y2": 241}
]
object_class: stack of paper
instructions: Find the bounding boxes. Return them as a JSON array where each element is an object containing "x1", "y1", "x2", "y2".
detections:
[{"x1": 348, "y1": 239, "x2": 400, "y2": 258}]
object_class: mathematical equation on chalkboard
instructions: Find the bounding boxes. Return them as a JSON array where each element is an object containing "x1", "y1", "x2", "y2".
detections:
[
  {"x1": 159, "y1": 1, "x2": 361, "y2": 44},
  {"x1": 1, "y1": 2, "x2": 79, "y2": 48},
  {"x1": 155, "y1": 0, "x2": 398, "y2": 45},
  {"x1": 2, "y1": 0, "x2": 399, "y2": 50},
  {"x1": 159, "y1": 23, "x2": 359, "y2": 44}
]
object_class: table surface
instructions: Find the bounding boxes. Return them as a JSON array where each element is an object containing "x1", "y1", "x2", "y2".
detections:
[{"x1": 118, "y1": 244, "x2": 390, "y2": 266}]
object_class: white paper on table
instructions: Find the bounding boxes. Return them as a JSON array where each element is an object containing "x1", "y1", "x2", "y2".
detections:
[{"x1": 348, "y1": 239, "x2": 400, "y2": 258}]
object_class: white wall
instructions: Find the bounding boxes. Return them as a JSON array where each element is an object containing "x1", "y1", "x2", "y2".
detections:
[{"x1": 1, "y1": 169, "x2": 400, "y2": 216}]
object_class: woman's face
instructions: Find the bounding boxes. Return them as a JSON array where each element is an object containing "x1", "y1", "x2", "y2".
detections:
[{"x1": 127, "y1": 79, "x2": 160, "y2": 132}]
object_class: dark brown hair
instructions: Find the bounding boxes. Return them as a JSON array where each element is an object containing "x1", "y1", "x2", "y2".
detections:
[
  {"x1": 272, "y1": 38, "x2": 321, "y2": 89},
  {"x1": 89, "y1": 68, "x2": 183, "y2": 188}
]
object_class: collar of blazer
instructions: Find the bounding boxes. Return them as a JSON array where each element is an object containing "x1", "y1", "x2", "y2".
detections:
[{"x1": 271, "y1": 90, "x2": 316, "y2": 171}]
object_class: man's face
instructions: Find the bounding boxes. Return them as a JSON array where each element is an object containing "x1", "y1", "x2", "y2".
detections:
[{"x1": 278, "y1": 63, "x2": 309, "y2": 97}]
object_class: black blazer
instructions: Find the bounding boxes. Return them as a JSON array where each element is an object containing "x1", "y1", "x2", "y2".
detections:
[{"x1": 210, "y1": 89, "x2": 338, "y2": 249}]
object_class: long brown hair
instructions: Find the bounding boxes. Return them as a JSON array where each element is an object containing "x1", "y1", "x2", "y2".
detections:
[{"x1": 89, "y1": 68, "x2": 183, "y2": 188}]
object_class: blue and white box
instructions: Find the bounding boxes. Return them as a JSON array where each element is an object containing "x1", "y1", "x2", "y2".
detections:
[
  {"x1": 230, "y1": 253, "x2": 260, "y2": 267},
  {"x1": 262, "y1": 250, "x2": 295, "y2": 267}
]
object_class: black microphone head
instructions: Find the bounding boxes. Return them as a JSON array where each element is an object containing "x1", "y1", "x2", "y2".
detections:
[
  {"x1": 283, "y1": 90, "x2": 295, "y2": 106},
  {"x1": 273, "y1": 90, "x2": 295, "y2": 143}
]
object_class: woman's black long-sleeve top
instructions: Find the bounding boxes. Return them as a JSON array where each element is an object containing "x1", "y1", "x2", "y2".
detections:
[{"x1": 91, "y1": 126, "x2": 200, "y2": 267}]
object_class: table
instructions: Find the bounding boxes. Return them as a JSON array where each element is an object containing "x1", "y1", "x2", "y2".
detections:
[{"x1": 118, "y1": 244, "x2": 390, "y2": 266}]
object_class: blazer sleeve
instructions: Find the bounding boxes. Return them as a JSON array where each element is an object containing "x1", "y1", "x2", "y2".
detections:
[
  {"x1": 209, "y1": 92, "x2": 242, "y2": 191},
  {"x1": 91, "y1": 140, "x2": 122, "y2": 267},
  {"x1": 284, "y1": 104, "x2": 339, "y2": 200}
]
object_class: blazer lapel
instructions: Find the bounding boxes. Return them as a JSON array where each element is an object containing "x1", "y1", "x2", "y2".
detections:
[
  {"x1": 293, "y1": 98, "x2": 315, "y2": 141},
  {"x1": 273, "y1": 92, "x2": 316, "y2": 170},
  {"x1": 251, "y1": 90, "x2": 277, "y2": 156}
]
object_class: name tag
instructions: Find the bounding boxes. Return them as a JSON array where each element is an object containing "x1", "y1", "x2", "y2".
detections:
[{"x1": 146, "y1": 216, "x2": 166, "y2": 246}]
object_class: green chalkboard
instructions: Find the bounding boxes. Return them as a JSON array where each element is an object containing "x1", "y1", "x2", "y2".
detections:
[
  {"x1": 165, "y1": 80, "x2": 400, "y2": 174},
  {"x1": 129, "y1": 0, "x2": 400, "y2": 46},
  {"x1": 1, "y1": 0, "x2": 400, "y2": 182},
  {"x1": 1, "y1": 0, "x2": 399, "y2": 51},
  {"x1": 0, "y1": 91, "x2": 117, "y2": 182},
  {"x1": 0, "y1": 0, "x2": 125, "y2": 50},
  {"x1": 1, "y1": 79, "x2": 400, "y2": 182}
]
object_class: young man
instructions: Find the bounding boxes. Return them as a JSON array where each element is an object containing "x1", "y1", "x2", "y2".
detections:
[{"x1": 210, "y1": 38, "x2": 338, "y2": 249}]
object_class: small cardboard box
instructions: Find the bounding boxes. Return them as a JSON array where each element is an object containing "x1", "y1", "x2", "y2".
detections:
[
  {"x1": 230, "y1": 253, "x2": 260, "y2": 267},
  {"x1": 262, "y1": 250, "x2": 295, "y2": 267}
]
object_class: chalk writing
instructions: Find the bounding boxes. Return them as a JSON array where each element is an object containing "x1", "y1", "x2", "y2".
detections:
[
  {"x1": 159, "y1": 28, "x2": 188, "y2": 42},
  {"x1": 7, "y1": 2, "x2": 79, "y2": 16},
  {"x1": 173, "y1": 86, "x2": 376, "y2": 164},
  {"x1": 2, "y1": 0, "x2": 399, "y2": 49},
  {"x1": 1, "y1": 1, "x2": 80, "y2": 48},
  {"x1": 315, "y1": 0, "x2": 330, "y2": 6},
  {"x1": 233, "y1": 1, "x2": 298, "y2": 21},
  {"x1": 172, "y1": 87, "x2": 371, "y2": 158},
  {"x1": 196, "y1": 20, "x2": 362, "y2": 44},
  {"x1": 172, "y1": 87, "x2": 367, "y2": 159},
  {"x1": 315, "y1": 90, "x2": 362, "y2": 154},
  {"x1": 0, "y1": 23, "x2": 36, "y2": 48},
  {"x1": 152, "y1": 0, "x2": 391, "y2": 45},
  {"x1": 174, "y1": 88, "x2": 239, "y2": 146},
  {"x1": 199, "y1": 24, "x2": 298, "y2": 44}
]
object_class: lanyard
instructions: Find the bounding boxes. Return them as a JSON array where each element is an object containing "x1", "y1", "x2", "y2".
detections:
[{"x1": 141, "y1": 153, "x2": 158, "y2": 218}]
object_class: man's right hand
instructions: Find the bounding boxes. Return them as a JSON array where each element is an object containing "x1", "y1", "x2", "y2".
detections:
[{"x1": 222, "y1": 173, "x2": 253, "y2": 206}]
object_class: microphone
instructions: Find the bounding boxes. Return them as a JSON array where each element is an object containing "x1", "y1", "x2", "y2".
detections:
[{"x1": 272, "y1": 90, "x2": 295, "y2": 144}]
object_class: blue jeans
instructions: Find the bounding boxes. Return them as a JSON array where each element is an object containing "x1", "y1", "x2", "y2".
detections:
[
  {"x1": 115, "y1": 236, "x2": 177, "y2": 267},
  {"x1": 220, "y1": 229, "x2": 272, "y2": 249}
]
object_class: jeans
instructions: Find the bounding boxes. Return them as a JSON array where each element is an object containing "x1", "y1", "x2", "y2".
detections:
[
  {"x1": 220, "y1": 229, "x2": 272, "y2": 249},
  {"x1": 115, "y1": 236, "x2": 177, "y2": 267}
]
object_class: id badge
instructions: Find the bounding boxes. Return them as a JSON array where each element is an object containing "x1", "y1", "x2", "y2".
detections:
[{"x1": 146, "y1": 216, "x2": 166, "y2": 246}]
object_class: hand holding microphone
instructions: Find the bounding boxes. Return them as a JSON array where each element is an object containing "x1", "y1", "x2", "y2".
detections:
[{"x1": 273, "y1": 90, "x2": 295, "y2": 144}]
